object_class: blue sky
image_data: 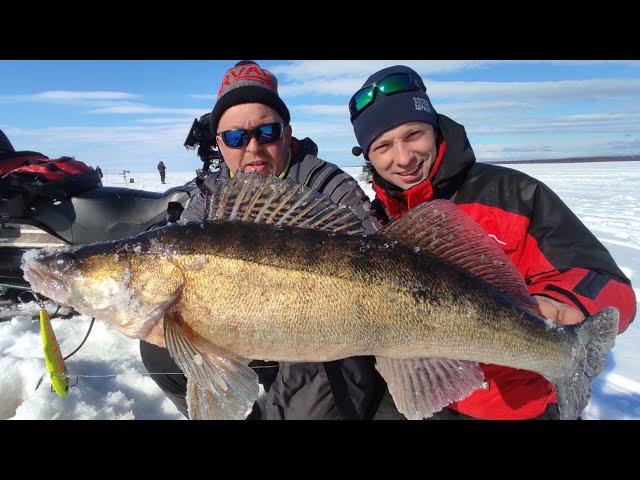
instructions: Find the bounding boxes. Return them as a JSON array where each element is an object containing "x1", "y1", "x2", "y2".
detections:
[{"x1": 2, "y1": 60, "x2": 640, "y2": 174}]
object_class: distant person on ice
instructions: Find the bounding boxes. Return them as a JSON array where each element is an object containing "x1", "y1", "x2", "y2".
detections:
[
  {"x1": 157, "y1": 161, "x2": 166, "y2": 184},
  {"x1": 347, "y1": 64, "x2": 637, "y2": 420}
]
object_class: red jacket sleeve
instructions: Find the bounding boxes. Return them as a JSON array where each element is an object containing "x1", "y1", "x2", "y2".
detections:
[
  {"x1": 509, "y1": 179, "x2": 635, "y2": 333},
  {"x1": 527, "y1": 267, "x2": 636, "y2": 333}
]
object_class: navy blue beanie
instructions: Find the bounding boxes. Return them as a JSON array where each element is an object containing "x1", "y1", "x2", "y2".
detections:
[{"x1": 350, "y1": 65, "x2": 438, "y2": 158}]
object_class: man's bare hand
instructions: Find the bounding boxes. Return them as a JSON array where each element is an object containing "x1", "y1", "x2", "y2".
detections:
[{"x1": 533, "y1": 295, "x2": 585, "y2": 325}]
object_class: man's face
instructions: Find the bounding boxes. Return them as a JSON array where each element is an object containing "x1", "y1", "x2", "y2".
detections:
[
  {"x1": 367, "y1": 122, "x2": 438, "y2": 190},
  {"x1": 216, "y1": 103, "x2": 292, "y2": 176}
]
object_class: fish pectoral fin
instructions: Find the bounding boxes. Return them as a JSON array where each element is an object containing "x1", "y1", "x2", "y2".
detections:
[
  {"x1": 375, "y1": 357, "x2": 485, "y2": 420},
  {"x1": 163, "y1": 314, "x2": 259, "y2": 420}
]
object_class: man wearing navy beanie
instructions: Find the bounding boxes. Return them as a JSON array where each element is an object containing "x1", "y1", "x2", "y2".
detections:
[
  {"x1": 349, "y1": 64, "x2": 635, "y2": 420},
  {"x1": 352, "y1": 65, "x2": 438, "y2": 160}
]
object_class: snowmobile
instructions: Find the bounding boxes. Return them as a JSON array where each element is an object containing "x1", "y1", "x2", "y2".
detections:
[{"x1": 0, "y1": 124, "x2": 216, "y2": 309}]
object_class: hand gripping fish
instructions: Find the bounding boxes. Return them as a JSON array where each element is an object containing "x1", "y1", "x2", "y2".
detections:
[{"x1": 21, "y1": 172, "x2": 618, "y2": 420}]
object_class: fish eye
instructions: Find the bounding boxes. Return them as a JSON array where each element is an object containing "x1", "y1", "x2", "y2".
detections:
[{"x1": 54, "y1": 252, "x2": 75, "y2": 270}]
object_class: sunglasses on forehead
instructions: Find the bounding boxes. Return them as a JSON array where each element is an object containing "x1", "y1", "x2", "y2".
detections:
[
  {"x1": 218, "y1": 122, "x2": 284, "y2": 149},
  {"x1": 349, "y1": 72, "x2": 425, "y2": 120}
]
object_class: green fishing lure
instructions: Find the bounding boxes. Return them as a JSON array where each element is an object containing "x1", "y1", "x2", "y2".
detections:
[{"x1": 39, "y1": 307, "x2": 69, "y2": 397}]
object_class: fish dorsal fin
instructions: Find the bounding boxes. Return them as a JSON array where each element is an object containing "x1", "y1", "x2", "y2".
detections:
[
  {"x1": 381, "y1": 199, "x2": 541, "y2": 315},
  {"x1": 205, "y1": 171, "x2": 365, "y2": 235}
]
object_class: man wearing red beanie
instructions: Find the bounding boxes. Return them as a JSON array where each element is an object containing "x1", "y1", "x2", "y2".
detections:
[{"x1": 139, "y1": 61, "x2": 388, "y2": 420}]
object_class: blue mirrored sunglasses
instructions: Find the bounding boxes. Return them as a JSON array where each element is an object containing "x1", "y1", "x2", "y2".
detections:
[{"x1": 219, "y1": 122, "x2": 284, "y2": 149}]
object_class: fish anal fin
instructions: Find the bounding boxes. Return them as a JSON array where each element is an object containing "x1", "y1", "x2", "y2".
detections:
[
  {"x1": 163, "y1": 310, "x2": 258, "y2": 420},
  {"x1": 375, "y1": 357, "x2": 485, "y2": 420}
]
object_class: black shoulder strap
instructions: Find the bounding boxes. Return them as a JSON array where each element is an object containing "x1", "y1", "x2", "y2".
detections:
[
  {"x1": 321, "y1": 360, "x2": 361, "y2": 419},
  {"x1": 322, "y1": 359, "x2": 388, "y2": 420}
]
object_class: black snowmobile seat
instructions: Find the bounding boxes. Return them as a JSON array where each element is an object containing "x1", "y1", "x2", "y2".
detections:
[{"x1": 68, "y1": 183, "x2": 197, "y2": 243}]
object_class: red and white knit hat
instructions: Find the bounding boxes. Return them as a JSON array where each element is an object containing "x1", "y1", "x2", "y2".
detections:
[{"x1": 210, "y1": 60, "x2": 290, "y2": 136}]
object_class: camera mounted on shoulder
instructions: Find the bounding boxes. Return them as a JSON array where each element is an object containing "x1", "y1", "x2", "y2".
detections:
[{"x1": 184, "y1": 113, "x2": 222, "y2": 187}]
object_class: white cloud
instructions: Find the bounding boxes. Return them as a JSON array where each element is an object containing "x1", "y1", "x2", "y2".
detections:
[
  {"x1": 428, "y1": 79, "x2": 640, "y2": 102},
  {"x1": 4, "y1": 124, "x2": 201, "y2": 172},
  {"x1": 277, "y1": 72, "x2": 640, "y2": 106},
  {"x1": 137, "y1": 117, "x2": 197, "y2": 124},
  {"x1": 471, "y1": 136, "x2": 616, "y2": 160},
  {"x1": 546, "y1": 60, "x2": 640, "y2": 67},
  {"x1": 0, "y1": 91, "x2": 140, "y2": 102},
  {"x1": 484, "y1": 137, "x2": 638, "y2": 160},
  {"x1": 435, "y1": 102, "x2": 537, "y2": 124},
  {"x1": 289, "y1": 120, "x2": 354, "y2": 139},
  {"x1": 562, "y1": 112, "x2": 640, "y2": 121},
  {"x1": 270, "y1": 61, "x2": 640, "y2": 104},
  {"x1": 270, "y1": 60, "x2": 640, "y2": 82},
  {"x1": 4, "y1": 122, "x2": 637, "y2": 170},
  {"x1": 270, "y1": 60, "x2": 492, "y2": 81},
  {"x1": 5, "y1": 124, "x2": 187, "y2": 146},
  {"x1": 473, "y1": 143, "x2": 554, "y2": 158},
  {"x1": 438, "y1": 101, "x2": 536, "y2": 112},
  {"x1": 469, "y1": 124, "x2": 640, "y2": 136},
  {"x1": 5, "y1": 61, "x2": 640, "y2": 170},
  {"x1": 279, "y1": 78, "x2": 366, "y2": 97},
  {"x1": 501, "y1": 145, "x2": 554, "y2": 153},
  {"x1": 88, "y1": 103, "x2": 207, "y2": 116},
  {"x1": 465, "y1": 113, "x2": 640, "y2": 136},
  {"x1": 607, "y1": 138, "x2": 640, "y2": 151},
  {"x1": 190, "y1": 94, "x2": 216, "y2": 100},
  {"x1": 290, "y1": 104, "x2": 349, "y2": 116}
]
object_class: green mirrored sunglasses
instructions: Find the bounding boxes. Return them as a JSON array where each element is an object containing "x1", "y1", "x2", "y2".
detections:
[{"x1": 349, "y1": 72, "x2": 424, "y2": 120}]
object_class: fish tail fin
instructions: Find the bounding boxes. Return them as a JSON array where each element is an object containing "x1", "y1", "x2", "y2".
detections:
[{"x1": 552, "y1": 307, "x2": 619, "y2": 420}]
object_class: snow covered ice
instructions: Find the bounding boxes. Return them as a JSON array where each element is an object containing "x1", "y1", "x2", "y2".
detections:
[{"x1": 1, "y1": 162, "x2": 639, "y2": 420}]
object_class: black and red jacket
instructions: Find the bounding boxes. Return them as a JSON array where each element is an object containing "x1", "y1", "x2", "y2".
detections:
[{"x1": 371, "y1": 114, "x2": 637, "y2": 420}]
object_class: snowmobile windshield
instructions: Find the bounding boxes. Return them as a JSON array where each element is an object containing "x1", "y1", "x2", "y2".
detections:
[{"x1": 0, "y1": 129, "x2": 15, "y2": 153}]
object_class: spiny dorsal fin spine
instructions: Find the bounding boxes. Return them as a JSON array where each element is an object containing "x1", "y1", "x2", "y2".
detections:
[
  {"x1": 381, "y1": 199, "x2": 540, "y2": 315},
  {"x1": 204, "y1": 171, "x2": 366, "y2": 236}
]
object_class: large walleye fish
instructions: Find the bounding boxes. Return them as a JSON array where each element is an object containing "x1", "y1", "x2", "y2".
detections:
[{"x1": 22, "y1": 172, "x2": 618, "y2": 420}]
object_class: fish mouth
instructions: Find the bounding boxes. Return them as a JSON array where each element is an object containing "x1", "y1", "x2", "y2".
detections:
[{"x1": 21, "y1": 256, "x2": 72, "y2": 306}]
